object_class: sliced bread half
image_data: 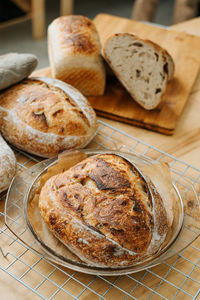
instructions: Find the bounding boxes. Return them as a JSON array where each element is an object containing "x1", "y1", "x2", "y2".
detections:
[{"x1": 103, "y1": 33, "x2": 174, "y2": 110}]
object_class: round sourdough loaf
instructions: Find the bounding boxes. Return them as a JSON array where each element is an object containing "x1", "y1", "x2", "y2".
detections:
[
  {"x1": 38, "y1": 153, "x2": 172, "y2": 268},
  {"x1": 103, "y1": 33, "x2": 175, "y2": 110},
  {"x1": 0, "y1": 77, "x2": 97, "y2": 158},
  {"x1": 0, "y1": 134, "x2": 16, "y2": 193}
]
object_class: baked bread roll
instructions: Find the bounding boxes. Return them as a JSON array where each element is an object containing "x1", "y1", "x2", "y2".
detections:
[
  {"x1": 103, "y1": 33, "x2": 175, "y2": 110},
  {"x1": 48, "y1": 15, "x2": 106, "y2": 96},
  {"x1": 0, "y1": 77, "x2": 97, "y2": 158},
  {"x1": 0, "y1": 134, "x2": 16, "y2": 193},
  {"x1": 39, "y1": 153, "x2": 174, "y2": 267}
]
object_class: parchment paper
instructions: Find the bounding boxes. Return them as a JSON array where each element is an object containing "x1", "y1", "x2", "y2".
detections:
[{"x1": 27, "y1": 150, "x2": 88, "y2": 264}]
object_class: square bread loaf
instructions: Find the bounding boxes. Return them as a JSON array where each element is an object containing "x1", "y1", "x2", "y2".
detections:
[{"x1": 48, "y1": 15, "x2": 106, "y2": 96}]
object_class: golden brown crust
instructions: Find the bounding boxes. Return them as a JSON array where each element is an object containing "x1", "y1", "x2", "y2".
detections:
[
  {"x1": 55, "y1": 68, "x2": 105, "y2": 96},
  {"x1": 0, "y1": 77, "x2": 97, "y2": 157},
  {"x1": 106, "y1": 33, "x2": 174, "y2": 80},
  {"x1": 56, "y1": 15, "x2": 100, "y2": 55},
  {"x1": 39, "y1": 154, "x2": 169, "y2": 267},
  {"x1": 0, "y1": 79, "x2": 89, "y2": 136},
  {"x1": 48, "y1": 15, "x2": 106, "y2": 96}
]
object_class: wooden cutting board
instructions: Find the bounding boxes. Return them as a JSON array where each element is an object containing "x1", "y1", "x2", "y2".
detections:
[
  {"x1": 89, "y1": 14, "x2": 200, "y2": 135},
  {"x1": 34, "y1": 14, "x2": 200, "y2": 135}
]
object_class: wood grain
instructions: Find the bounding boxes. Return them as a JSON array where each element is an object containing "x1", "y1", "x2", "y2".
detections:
[
  {"x1": 90, "y1": 14, "x2": 200, "y2": 135},
  {"x1": 32, "y1": 0, "x2": 45, "y2": 39}
]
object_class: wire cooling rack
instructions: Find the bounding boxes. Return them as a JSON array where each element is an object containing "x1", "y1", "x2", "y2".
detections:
[{"x1": 0, "y1": 120, "x2": 200, "y2": 300}]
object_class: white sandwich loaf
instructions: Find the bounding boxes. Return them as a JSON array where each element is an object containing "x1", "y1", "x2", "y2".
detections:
[{"x1": 48, "y1": 15, "x2": 106, "y2": 96}]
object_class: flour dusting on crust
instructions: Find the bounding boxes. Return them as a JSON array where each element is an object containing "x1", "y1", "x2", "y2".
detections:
[
  {"x1": 0, "y1": 77, "x2": 97, "y2": 157},
  {"x1": 0, "y1": 135, "x2": 16, "y2": 193}
]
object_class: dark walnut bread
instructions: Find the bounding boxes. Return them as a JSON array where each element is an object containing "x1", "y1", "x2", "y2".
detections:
[
  {"x1": 103, "y1": 33, "x2": 174, "y2": 110},
  {"x1": 38, "y1": 153, "x2": 172, "y2": 267},
  {"x1": 0, "y1": 77, "x2": 97, "y2": 158}
]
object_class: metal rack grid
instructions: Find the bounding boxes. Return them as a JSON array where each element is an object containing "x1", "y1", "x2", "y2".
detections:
[{"x1": 0, "y1": 120, "x2": 200, "y2": 300}]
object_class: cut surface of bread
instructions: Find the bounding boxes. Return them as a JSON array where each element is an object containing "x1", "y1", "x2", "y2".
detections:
[{"x1": 103, "y1": 33, "x2": 174, "y2": 110}]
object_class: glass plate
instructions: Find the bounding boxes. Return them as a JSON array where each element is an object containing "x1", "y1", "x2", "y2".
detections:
[{"x1": 4, "y1": 149, "x2": 200, "y2": 276}]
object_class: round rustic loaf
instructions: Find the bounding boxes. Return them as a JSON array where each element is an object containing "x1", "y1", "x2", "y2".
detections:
[
  {"x1": 0, "y1": 77, "x2": 97, "y2": 158},
  {"x1": 0, "y1": 134, "x2": 16, "y2": 193},
  {"x1": 39, "y1": 153, "x2": 171, "y2": 267}
]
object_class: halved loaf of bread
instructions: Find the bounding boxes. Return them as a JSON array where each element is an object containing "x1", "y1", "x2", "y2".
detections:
[
  {"x1": 48, "y1": 15, "x2": 106, "y2": 96},
  {"x1": 103, "y1": 33, "x2": 175, "y2": 110}
]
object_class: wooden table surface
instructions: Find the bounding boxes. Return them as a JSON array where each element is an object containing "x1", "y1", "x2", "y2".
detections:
[{"x1": 0, "y1": 17, "x2": 200, "y2": 300}]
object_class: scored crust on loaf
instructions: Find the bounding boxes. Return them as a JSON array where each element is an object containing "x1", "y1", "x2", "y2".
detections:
[
  {"x1": 103, "y1": 33, "x2": 174, "y2": 110},
  {"x1": 39, "y1": 153, "x2": 170, "y2": 267},
  {"x1": 0, "y1": 77, "x2": 97, "y2": 158},
  {"x1": 48, "y1": 15, "x2": 106, "y2": 96},
  {"x1": 0, "y1": 135, "x2": 16, "y2": 193}
]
